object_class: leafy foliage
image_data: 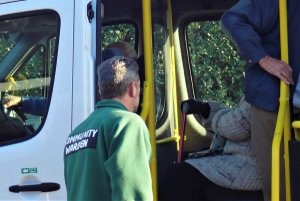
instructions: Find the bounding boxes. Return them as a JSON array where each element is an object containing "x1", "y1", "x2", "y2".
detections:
[
  {"x1": 0, "y1": 34, "x2": 15, "y2": 63},
  {"x1": 187, "y1": 21, "x2": 245, "y2": 107},
  {"x1": 102, "y1": 24, "x2": 135, "y2": 49},
  {"x1": 14, "y1": 45, "x2": 46, "y2": 97}
]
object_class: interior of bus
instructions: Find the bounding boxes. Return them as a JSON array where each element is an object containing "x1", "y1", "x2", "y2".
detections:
[
  {"x1": 100, "y1": 0, "x2": 266, "y2": 200},
  {"x1": 0, "y1": 0, "x2": 298, "y2": 200}
]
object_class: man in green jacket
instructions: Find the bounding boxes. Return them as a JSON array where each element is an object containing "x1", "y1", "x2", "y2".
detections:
[{"x1": 64, "y1": 56, "x2": 153, "y2": 201}]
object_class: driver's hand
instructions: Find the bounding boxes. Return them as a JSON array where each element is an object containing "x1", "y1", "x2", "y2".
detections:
[{"x1": 2, "y1": 95, "x2": 22, "y2": 109}]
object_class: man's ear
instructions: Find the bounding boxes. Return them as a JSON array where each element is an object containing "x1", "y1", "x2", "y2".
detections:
[
  {"x1": 128, "y1": 82, "x2": 137, "y2": 97},
  {"x1": 98, "y1": 82, "x2": 102, "y2": 99}
]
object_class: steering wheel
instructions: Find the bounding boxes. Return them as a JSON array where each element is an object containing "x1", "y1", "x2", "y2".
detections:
[
  {"x1": 0, "y1": 99, "x2": 6, "y2": 117},
  {"x1": 9, "y1": 105, "x2": 28, "y2": 122},
  {"x1": 0, "y1": 97, "x2": 34, "y2": 140},
  {"x1": 8, "y1": 106, "x2": 35, "y2": 133},
  {"x1": 0, "y1": 94, "x2": 27, "y2": 122},
  {"x1": 1, "y1": 95, "x2": 34, "y2": 132}
]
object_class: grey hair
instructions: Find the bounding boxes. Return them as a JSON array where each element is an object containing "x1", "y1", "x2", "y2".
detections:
[{"x1": 97, "y1": 56, "x2": 140, "y2": 99}]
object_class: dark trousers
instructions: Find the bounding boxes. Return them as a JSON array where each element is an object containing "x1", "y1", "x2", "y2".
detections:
[{"x1": 161, "y1": 162, "x2": 263, "y2": 201}]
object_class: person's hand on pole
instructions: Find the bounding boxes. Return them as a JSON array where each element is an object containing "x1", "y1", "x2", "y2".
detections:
[{"x1": 259, "y1": 55, "x2": 294, "y2": 85}]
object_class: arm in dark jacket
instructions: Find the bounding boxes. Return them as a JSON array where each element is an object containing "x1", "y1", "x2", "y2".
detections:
[
  {"x1": 220, "y1": 0, "x2": 278, "y2": 64},
  {"x1": 21, "y1": 97, "x2": 47, "y2": 116}
]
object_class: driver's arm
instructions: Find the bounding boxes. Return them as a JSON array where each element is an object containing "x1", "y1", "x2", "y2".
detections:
[{"x1": 2, "y1": 95, "x2": 47, "y2": 116}]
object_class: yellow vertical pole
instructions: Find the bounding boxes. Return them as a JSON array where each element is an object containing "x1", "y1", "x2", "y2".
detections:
[
  {"x1": 284, "y1": 104, "x2": 291, "y2": 201},
  {"x1": 167, "y1": 0, "x2": 180, "y2": 150},
  {"x1": 142, "y1": 0, "x2": 158, "y2": 200},
  {"x1": 272, "y1": 0, "x2": 291, "y2": 200}
]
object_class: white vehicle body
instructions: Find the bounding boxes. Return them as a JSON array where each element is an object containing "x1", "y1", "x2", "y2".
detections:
[
  {"x1": 1, "y1": 0, "x2": 293, "y2": 200},
  {"x1": 0, "y1": 0, "x2": 97, "y2": 200}
]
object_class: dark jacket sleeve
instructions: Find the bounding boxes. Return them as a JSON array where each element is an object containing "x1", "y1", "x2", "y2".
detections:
[
  {"x1": 220, "y1": 0, "x2": 279, "y2": 64},
  {"x1": 21, "y1": 97, "x2": 47, "y2": 116}
]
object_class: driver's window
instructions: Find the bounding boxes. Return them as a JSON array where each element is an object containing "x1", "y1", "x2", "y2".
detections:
[
  {"x1": 0, "y1": 12, "x2": 59, "y2": 144},
  {"x1": 11, "y1": 45, "x2": 48, "y2": 130}
]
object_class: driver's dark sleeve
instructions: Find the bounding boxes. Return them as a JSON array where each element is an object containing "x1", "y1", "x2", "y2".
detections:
[{"x1": 21, "y1": 97, "x2": 47, "y2": 116}]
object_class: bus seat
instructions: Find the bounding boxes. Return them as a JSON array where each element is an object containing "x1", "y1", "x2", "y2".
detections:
[{"x1": 178, "y1": 101, "x2": 264, "y2": 201}]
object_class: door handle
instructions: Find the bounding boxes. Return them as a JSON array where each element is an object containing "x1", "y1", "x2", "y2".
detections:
[{"x1": 9, "y1": 182, "x2": 60, "y2": 193}]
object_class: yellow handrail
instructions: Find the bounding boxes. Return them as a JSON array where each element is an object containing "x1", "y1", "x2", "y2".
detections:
[
  {"x1": 142, "y1": 0, "x2": 158, "y2": 200},
  {"x1": 271, "y1": 0, "x2": 291, "y2": 200},
  {"x1": 292, "y1": 121, "x2": 300, "y2": 140},
  {"x1": 283, "y1": 103, "x2": 291, "y2": 201},
  {"x1": 156, "y1": 136, "x2": 179, "y2": 144},
  {"x1": 167, "y1": 0, "x2": 180, "y2": 149}
]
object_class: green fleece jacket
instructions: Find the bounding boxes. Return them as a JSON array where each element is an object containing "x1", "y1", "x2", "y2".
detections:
[{"x1": 64, "y1": 99, "x2": 152, "y2": 201}]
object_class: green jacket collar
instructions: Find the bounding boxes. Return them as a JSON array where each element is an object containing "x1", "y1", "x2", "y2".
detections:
[{"x1": 95, "y1": 99, "x2": 128, "y2": 111}]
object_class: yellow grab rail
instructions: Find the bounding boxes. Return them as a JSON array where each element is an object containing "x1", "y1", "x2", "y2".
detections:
[
  {"x1": 272, "y1": 0, "x2": 291, "y2": 200},
  {"x1": 167, "y1": 0, "x2": 180, "y2": 149},
  {"x1": 142, "y1": 0, "x2": 158, "y2": 200},
  {"x1": 292, "y1": 121, "x2": 300, "y2": 140}
]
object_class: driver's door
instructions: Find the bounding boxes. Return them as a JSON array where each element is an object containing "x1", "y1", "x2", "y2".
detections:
[{"x1": 0, "y1": 0, "x2": 74, "y2": 200}]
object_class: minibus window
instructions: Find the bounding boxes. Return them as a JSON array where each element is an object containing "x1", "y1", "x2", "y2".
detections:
[
  {"x1": 186, "y1": 21, "x2": 245, "y2": 107},
  {"x1": 0, "y1": 12, "x2": 59, "y2": 144}
]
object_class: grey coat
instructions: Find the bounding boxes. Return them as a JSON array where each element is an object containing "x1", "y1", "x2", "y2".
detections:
[{"x1": 186, "y1": 99, "x2": 262, "y2": 190}]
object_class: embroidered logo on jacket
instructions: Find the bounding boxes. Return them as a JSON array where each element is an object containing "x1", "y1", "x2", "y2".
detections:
[{"x1": 65, "y1": 129, "x2": 99, "y2": 156}]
